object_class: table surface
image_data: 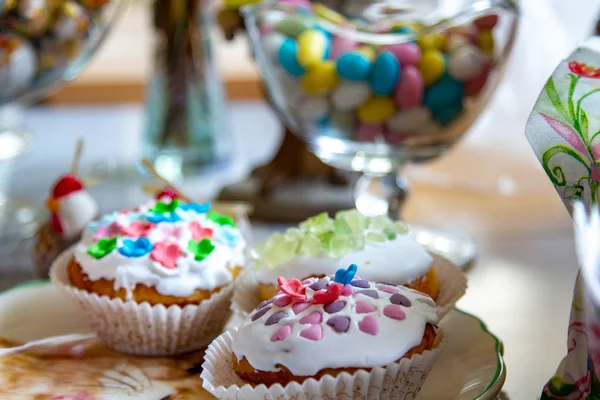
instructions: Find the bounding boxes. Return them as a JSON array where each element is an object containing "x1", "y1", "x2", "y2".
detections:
[{"x1": 0, "y1": 102, "x2": 578, "y2": 399}]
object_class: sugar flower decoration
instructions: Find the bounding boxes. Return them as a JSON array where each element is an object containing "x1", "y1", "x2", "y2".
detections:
[
  {"x1": 151, "y1": 242, "x2": 183, "y2": 270},
  {"x1": 121, "y1": 221, "x2": 154, "y2": 238},
  {"x1": 92, "y1": 222, "x2": 122, "y2": 241},
  {"x1": 277, "y1": 277, "x2": 307, "y2": 300},
  {"x1": 312, "y1": 282, "x2": 343, "y2": 304},
  {"x1": 190, "y1": 221, "x2": 214, "y2": 241},
  {"x1": 214, "y1": 225, "x2": 241, "y2": 248},
  {"x1": 180, "y1": 202, "x2": 211, "y2": 214},
  {"x1": 119, "y1": 237, "x2": 153, "y2": 258}
]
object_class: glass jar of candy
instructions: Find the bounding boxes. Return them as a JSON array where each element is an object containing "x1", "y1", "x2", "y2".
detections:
[{"x1": 243, "y1": 0, "x2": 519, "y2": 216}]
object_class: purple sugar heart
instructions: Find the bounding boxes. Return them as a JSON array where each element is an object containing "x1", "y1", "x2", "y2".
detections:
[
  {"x1": 327, "y1": 316, "x2": 351, "y2": 333},
  {"x1": 355, "y1": 300, "x2": 376, "y2": 314},
  {"x1": 300, "y1": 324, "x2": 323, "y2": 341},
  {"x1": 251, "y1": 306, "x2": 271, "y2": 321},
  {"x1": 377, "y1": 281, "x2": 397, "y2": 286},
  {"x1": 309, "y1": 279, "x2": 328, "y2": 291},
  {"x1": 274, "y1": 296, "x2": 292, "y2": 307},
  {"x1": 350, "y1": 280, "x2": 370, "y2": 288},
  {"x1": 358, "y1": 315, "x2": 379, "y2": 336},
  {"x1": 389, "y1": 293, "x2": 412, "y2": 307},
  {"x1": 300, "y1": 311, "x2": 322, "y2": 324},
  {"x1": 270, "y1": 325, "x2": 292, "y2": 342},
  {"x1": 257, "y1": 299, "x2": 274, "y2": 310},
  {"x1": 383, "y1": 304, "x2": 406, "y2": 321},
  {"x1": 324, "y1": 300, "x2": 346, "y2": 314},
  {"x1": 292, "y1": 302, "x2": 310, "y2": 315},
  {"x1": 265, "y1": 311, "x2": 288, "y2": 326},
  {"x1": 357, "y1": 290, "x2": 379, "y2": 299}
]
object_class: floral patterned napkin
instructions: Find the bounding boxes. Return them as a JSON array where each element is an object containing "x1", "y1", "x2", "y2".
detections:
[{"x1": 526, "y1": 36, "x2": 600, "y2": 399}]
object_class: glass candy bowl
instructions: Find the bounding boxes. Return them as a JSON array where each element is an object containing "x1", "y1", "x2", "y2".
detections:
[
  {"x1": 0, "y1": 0, "x2": 125, "y2": 239},
  {"x1": 242, "y1": 0, "x2": 519, "y2": 217}
]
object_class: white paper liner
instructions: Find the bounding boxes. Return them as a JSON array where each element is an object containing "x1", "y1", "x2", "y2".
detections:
[
  {"x1": 50, "y1": 249, "x2": 234, "y2": 356},
  {"x1": 230, "y1": 255, "x2": 466, "y2": 324},
  {"x1": 201, "y1": 328, "x2": 444, "y2": 400}
]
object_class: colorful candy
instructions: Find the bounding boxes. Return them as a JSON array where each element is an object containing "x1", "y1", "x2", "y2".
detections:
[{"x1": 263, "y1": 6, "x2": 499, "y2": 144}]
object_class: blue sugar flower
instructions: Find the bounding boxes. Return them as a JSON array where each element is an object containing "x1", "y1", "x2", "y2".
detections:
[
  {"x1": 334, "y1": 264, "x2": 358, "y2": 285},
  {"x1": 119, "y1": 237, "x2": 154, "y2": 258},
  {"x1": 214, "y1": 225, "x2": 240, "y2": 248},
  {"x1": 147, "y1": 212, "x2": 182, "y2": 224},
  {"x1": 180, "y1": 202, "x2": 211, "y2": 214}
]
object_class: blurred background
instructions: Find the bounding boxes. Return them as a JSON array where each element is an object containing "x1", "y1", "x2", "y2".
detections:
[{"x1": 0, "y1": 0, "x2": 599, "y2": 397}]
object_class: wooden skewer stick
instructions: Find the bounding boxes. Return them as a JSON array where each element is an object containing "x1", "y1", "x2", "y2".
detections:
[
  {"x1": 70, "y1": 138, "x2": 84, "y2": 175},
  {"x1": 140, "y1": 158, "x2": 192, "y2": 202}
]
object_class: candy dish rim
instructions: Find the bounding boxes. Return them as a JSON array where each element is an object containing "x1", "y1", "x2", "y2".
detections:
[{"x1": 241, "y1": 0, "x2": 519, "y2": 46}]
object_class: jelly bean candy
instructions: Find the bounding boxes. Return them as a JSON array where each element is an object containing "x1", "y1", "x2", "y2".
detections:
[
  {"x1": 424, "y1": 74, "x2": 464, "y2": 111},
  {"x1": 387, "y1": 106, "x2": 432, "y2": 133},
  {"x1": 357, "y1": 97, "x2": 396, "y2": 124},
  {"x1": 314, "y1": 3, "x2": 346, "y2": 25},
  {"x1": 298, "y1": 96, "x2": 330, "y2": 122},
  {"x1": 275, "y1": 17, "x2": 312, "y2": 38},
  {"x1": 417, "y1": 33, "x2": 445, "y2": 50},
  {"x1": 279, "y1": 0, "x2": 312, "y2": 9},
  {"x1": 394, "y1": 65, "x2": 424, "y2": 109},
  {"x1": 262, "y1": 32, "x2": 286, "y2": 63},
  {"x1": 302, "y1": 61, "x2": 338, "y2": 95},
  {"x1": 432, "y1": 104, "x2": 464, "y2": 126},
  {"x1": 355, "y1": 45, "x2": 376, "y2": 61},
  {"x1": 445, "y1": 33, "x2": 470, "y2": 54},
  {"x1": 478, "y1": 29, "x2": 494, "y2": 54},
  {"x1": 332, "y1": 81, "x2": 371, "y2": 110},
  {"x1": 474, "y1": 14, "x2": 499, "y2": 30},
  {"x1": 384, "y1": 43, "x2": 421, "y2": 65},
  {"x1": 417, "y1": 49, "x2": 445, "y2": 86},
  {"x1": 449, "y1": 44, "x2": 486, "y2": 81},
  {"x1": 297, "y1": 30, "x2": 328, "y2": 67},
  {"x1": 369, "y1": 51, "x2": 400, "y2": 96},
  {"x1": 357, "y1": 123, "x2": 383, "y2": 142},
  {"x1": 330, "y1": 109, "x2": 356, "y2": 136},
  {"x1": 336, "y1": 52, "x2": 371, "y2": 81},
  {"x1": 276, "y1": 67, "x2": 305, "y2": 106},
  {"x1": 278, "y1": 38, "x2": 306, "y2": 77},
  {"x1": 465, "y1": 62, "x2": 491, "y2": 97},
  {"x1": 330, "y1": 34, "x2": 357, "y2": 59}
]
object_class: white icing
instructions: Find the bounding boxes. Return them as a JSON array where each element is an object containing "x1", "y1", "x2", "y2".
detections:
[
  {"x1": 58, "y1": 190, "x2": 99, "y2": 240},
  {"x1": 231, "y1": 277, "x2": 438, "y2": 376},
  {"x1": 73, "y1": 201, "x2": 246, "y2": 298},
  {"x1": 255, "y1": 234, "x2": 432, "y2": 285}
]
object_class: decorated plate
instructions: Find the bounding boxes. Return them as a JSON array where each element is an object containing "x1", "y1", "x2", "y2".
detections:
[{"x1": 0, "y1": 281, "x2": 505, "y2": 399}]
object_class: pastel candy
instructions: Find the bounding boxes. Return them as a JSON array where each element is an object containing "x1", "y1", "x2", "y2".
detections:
[
  {"x1": 445, "y1": 34, "x2": 470, "y2": 54},
  {"x1": 265, "y1": 311, "x2": 288, "y2": 326},
  {"x1": 341, "y1": 284, "x2": 353, "y2": 296},
  {"x1": 350, "y1": 279, "x2": 370, "y2": 288},
  {"x1": 314, "y1": 3, "x2": 346, "y2": 24},
  {"x1": 261, "y1": 32, "x2": 286, "y2": 63},
  {"x1": 271, "y1": 324, "x2": 292, "y2": 341},
  {"x1": 300, "y1": 311, "x2": 323, "y2": 324},
  {"x1": 385, "y1": 43, "x2": 421, "y2": 65},
  {"x1": 478, "y1": 29, "x2": 494, "y2": 54},
  {"x1": 433, "y1": 104, "x2": 464, "y2": 126},
  {"x1": 297, "y1": 30, "x2": 329, "y2": 68},
  {"x1": 424, "y1": 74, "x2": 464, "y2": 112},
  {"x1": 275, "y1": 17, "x2": 312, "y2": 38},
  {"x1": 394, "y1": 65, "x2": 424, "y2": 109},
  {"x1": 279, "y1": 0, "x2": 313, "y2": 9},
  {"x1": 357, "y1": 123, "x2": 382, "y2": 142},
  {"x1": 330, "y1": 35, "x2": 357, "y2": 59},
  {"x1": 449, "y1": 45, "x2": 486, "y2": 81},
  {"x1": 300, "y1": 324, "x2": 323, "y2": 341},
  {"x1": 257, "y1": 299, "x2": 274, "y2": 309},
  {"x1": 465, "y1": 62, "x2": 491, "y2": 97},
  {"x1": 301, "y1": 61, "x2": 338, "y2": 95},
  {"x1": 357, "y1": 97, "x2": 396, "y2": 124},
  {"x1": 297, "y1": 96, "x2": 330, "y2": 122},
  {"x1": 383, "y1": 304, "x2": 406, "y2": 321},
  {"x1": 309, "y1": 279, "x2": 328, "y2": 291},
  {"x1": 390, "y1": 293, "x2": 412, "y2": 307},
  {"x1": 387, "y1": 106, "x2": 432, "y2": 133},
  {"x1": 336, "y1": 52, "x2": 371, "y2": 81},
  {"x1": 379, "y1": 286, "x2": 398, "y2": 294},
  {"x1": 355, "y1": 300, "x2": 376, "y2": 313},
  {"x1": 417, "y1": 33, "x2": 445, "y2": 50},
  {"x1": 369, "y1": 51, "x2": 400, "y2": 96},
  {"x1": 274, "y1": 296, "x2": 292, "y2": 307},
  {"x1": 327, "y1": 316, "x2": 351, "y2": 333},
  {"x1": 331, "y1": 81, "x2": 371, "y2": 110},
  {"x1": 357, "y1": 289, "x2": 379, "y2": 299},
  {"x1": 324, "y1": 300, "x2": 346, "y2": 314},
  {"x1": 278, "y1": 38, "x2": 306, "y2": 77},
  {"x1": 417, "y1": 49, "x2": 446, "y2": 86},
  {"x1": 251, "y1": 306, "x2": 271, "y2": 321},
  {"x1": 474, "y1": 14, "x2": 499, "y2": 30},
  {"x1": 358, "y1": 315, "x2": 379, "y2": 335}
]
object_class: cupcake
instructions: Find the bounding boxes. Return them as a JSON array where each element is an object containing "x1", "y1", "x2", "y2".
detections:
[
  {"x1": 241, "y1": 211, "x2": 465, "y2": 318},
  {"x1": 202, "y1": 265, "x2": 443, "y2": 399},
  {"x1": 51, "y1": 198, "x2": 246, "y2": 355}
]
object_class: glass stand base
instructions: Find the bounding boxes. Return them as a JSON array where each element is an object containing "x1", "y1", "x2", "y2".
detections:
[
  {"x1": 412, "y1": 226, "x2": 477, "y2": 269},
  {"x1": 0, "y1": 198, "x2": 43, "y2": 241}
]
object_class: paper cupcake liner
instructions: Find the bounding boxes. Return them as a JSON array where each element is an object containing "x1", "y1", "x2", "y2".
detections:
[
  {"x1": 230, "y1": 255, "x2": 466, "y2": 324},
  {"x1": 50, "y1": 249, "x2": 234, "y2": 356},
  {"x1": 201, "y1": 328, "x2": 444, "y2": 400}
]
